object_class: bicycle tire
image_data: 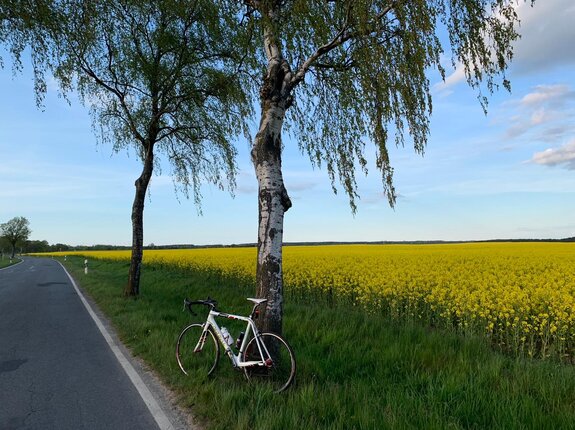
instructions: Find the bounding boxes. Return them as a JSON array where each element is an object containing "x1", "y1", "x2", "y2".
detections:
[
  {"x1": 176, "y1": 323, "x2": 220, "y2": 377},
  {"x1": 243, "y1": 332, "x2": 296, "y2": 393}
]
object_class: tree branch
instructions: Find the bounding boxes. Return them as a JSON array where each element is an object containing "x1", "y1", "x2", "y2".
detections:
[
  {"x1": 288, "y1": 1, "x2": 397, "y2": 91},
  {"x1": 78, "y1": 58, "x2": 145, "y2": 144}
]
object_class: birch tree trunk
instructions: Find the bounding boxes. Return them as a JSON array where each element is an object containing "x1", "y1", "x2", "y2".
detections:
[
  {"x1": 251, "y1": 5, "x2": 297, "y2": 335},
  {"x1": 252, "y1": 99, "x2": 292, "y2": 335},
  {"x1": 125, "y1": 143, "x2": 154, "y2": 297}
]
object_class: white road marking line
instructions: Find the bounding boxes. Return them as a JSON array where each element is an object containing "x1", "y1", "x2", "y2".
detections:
[{"x1": 58, "y1": 261, "x2": 175, "y2": 430}]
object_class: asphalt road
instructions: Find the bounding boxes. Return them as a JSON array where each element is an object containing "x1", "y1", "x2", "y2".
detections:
[{"x1": 0, "y1": 257, "x2": 167, "y2": 430}]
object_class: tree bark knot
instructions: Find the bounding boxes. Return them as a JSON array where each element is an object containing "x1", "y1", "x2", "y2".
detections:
[{"x1": 280, "y1": 185, "x2": 292, "y2": 211}]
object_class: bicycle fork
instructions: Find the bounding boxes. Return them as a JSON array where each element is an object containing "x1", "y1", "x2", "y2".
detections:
[{"x1": 193, "y1": 328, "x2": 209, "y2": 353}]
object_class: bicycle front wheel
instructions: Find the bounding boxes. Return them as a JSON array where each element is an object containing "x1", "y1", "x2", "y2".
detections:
[
  {"x1": 243, "y1": 332, "x2": 296, "y2": 393},
  {"x1": 176, "y1": 323, "x2": 220, "y2": 377}
]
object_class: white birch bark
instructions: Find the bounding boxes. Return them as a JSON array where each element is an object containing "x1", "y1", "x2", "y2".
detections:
[
  {"x1": 252, "y1": 4, "x2": 294, "y2": 334},
  {"x1": 252, "y1": 102, "x2": 291, "y2": 335}
]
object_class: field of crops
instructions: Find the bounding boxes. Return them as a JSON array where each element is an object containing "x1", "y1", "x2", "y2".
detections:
[{"x1": 51, "y1": 242, "x2": 575, "y2": 360}]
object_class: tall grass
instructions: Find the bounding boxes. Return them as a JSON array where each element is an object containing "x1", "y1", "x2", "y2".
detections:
[{"x1": 60, "y1": 256, "x2": 575, "y2": 429}]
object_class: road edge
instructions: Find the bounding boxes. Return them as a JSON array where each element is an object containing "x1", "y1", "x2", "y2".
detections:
[
  {"x1": 0, "y1": 258, "x2": 24, "y2": 271},
  {"x1": 58, "y1": 261, "x2": 195, "y2": 430}
]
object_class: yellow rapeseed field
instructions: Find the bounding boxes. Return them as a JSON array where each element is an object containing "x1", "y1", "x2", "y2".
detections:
[{"x1": 54, "y1": 242, "x2": 575, "y2": 359}]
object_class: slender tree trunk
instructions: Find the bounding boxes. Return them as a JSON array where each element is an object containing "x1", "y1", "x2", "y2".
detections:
[
  {"x1": 252, "y1": 100, "x2": 292, "y2": 335},
  {"x1": 251, "y1": 5, "x2": 296, "y2": 335},
  {"x1": 125, "y1": 144, "x2": 154, "y2": 297}
]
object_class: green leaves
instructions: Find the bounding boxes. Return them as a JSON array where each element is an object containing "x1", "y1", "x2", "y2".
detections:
[
  {"x1": 48, "y1": 0, "x2": 251, "y2": 204},
  {"x1": 2, "y1": 0, "x2": 531, "y2": 213},
  {"x1": 0, "y1": 216, "x2": 32, "y2": 255},
  {"x1": 239, "y1": 0, "x2": 527, "y2": 211}
]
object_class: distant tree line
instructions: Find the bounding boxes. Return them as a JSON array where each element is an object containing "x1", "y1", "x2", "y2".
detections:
[
  {"x1": 20, "y1": 241, "x2": 131, "y2": 253},
  {"x1": 20, "y1": 236, "x2": 574, "y2": 255},
  {"x1": 21, "y1": 240, "x2": 70, "y2": 253}
]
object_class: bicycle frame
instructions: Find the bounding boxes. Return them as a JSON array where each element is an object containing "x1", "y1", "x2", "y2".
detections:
[
  {"x1": 178, "y1": 297, "x2": 296, "y2": 393},
  {"x1": 199, "y1": 309, "x2": 270, "y2": 369}
]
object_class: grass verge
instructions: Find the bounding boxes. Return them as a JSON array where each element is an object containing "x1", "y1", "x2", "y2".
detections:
[
  {"x1": 60, "y1": 256, "x2": 575, "y2": 430},
  {"x1": 0, "y1": 257, "x2": 20, "y2": 268}
]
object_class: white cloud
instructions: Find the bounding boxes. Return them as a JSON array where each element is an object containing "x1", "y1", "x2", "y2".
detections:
[
  {"x1": 531, "y1": 139, "x2": 575, "y2": 169},
  {"x1": 511, "y1": 0, "x2": 575, "y2": 75},
  {"x1": 519, "y1": 84, "x2": 575, "y2": 108},
  {"x1": 433, "y1": 67, "x2": 466, "y2": 94},
  {"x1": 504, "y1": 84, "x2": 575, "y2": 139},
  {"x1": 530, "y1": 108, "x2": 548, "y2": 125},
  {"x1": 434, "y1": 0, "x2": 575, "y2": 93}
]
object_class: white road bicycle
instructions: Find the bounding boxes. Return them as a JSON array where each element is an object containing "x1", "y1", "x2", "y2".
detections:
[{"x1": 176, "y1": 297, "x2": 296, "y2": 393}]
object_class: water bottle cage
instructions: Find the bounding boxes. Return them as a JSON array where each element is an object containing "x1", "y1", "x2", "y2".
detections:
[{"x1": 235, "y1": 332, "x2": 245, "y2": 349}]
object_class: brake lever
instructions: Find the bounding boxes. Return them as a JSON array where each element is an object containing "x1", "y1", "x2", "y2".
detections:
[{"x1": 182, "y1": 299, "x2": 197, "y2": 315}]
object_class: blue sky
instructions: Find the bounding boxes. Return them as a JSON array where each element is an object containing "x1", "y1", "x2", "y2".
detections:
[{"x1": 1, "y1": 0, "x2": 574, "y2": 247}]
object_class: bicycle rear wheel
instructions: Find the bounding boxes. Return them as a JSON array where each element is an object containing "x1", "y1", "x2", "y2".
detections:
[
  {"x1": 243, "y1": 332, "x2": 296, "y2": 393},
  {"x1": 176, "y1": 323, "x2": 220, "y2": 377}
]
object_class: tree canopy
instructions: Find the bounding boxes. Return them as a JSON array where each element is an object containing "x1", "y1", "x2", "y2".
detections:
[
  {"x1": 242, "y1": 0, "x2": 527, "y2": 209},
  {"x1": 0, "y1": 0, "x2": 56, "y2": 105},
  {"x1": 1, "y1": 216, "x2": 32, "y2": 257},
  {"x1": 52, "y1": 0, "x2": 249, "y2": 203}
]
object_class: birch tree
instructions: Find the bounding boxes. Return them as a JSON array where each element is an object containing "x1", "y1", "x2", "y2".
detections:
[
  {"x1": 60, "y1": 0, "x2": 250, "y2": 296},
  {"x1": 2, "y1": 0, "x2": 250, "y2": 296},
  {"x1": 236, "y1": 0, "x2": 533, "y2": 334}
]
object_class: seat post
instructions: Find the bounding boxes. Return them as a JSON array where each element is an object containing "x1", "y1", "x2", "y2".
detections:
[{"x1": 247, "y1": 298, "x2": 267, "y2": 320}]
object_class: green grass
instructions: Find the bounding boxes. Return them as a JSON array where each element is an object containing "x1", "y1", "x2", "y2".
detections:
[
  {"x1": 59, "y1": 256, "x2": 575, "y2": 429},
  {"x1": 0, "y1": 256, "x2": 20, "y2": 268}
]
